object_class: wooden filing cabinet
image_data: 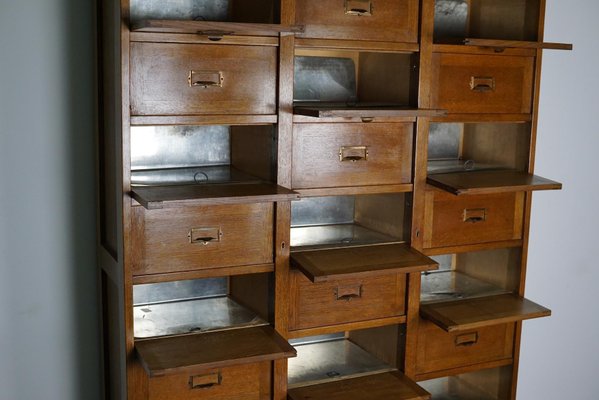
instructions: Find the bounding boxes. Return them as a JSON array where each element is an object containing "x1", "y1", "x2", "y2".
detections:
[{"x1": 97, "y1": 0, "x2": 570, "y2": 399}]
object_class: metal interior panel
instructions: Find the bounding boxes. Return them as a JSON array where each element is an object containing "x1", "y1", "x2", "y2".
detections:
[
  {"x1": 429, "y1": 254, "x2": 454, "y2": 272},
  {"x1": 133, "y1": 278, "x2": 228, "y2": 305},
  {"x1": 131, "y1": 125, "x2": 230, "y2": 171},
  {"x1": 427, "y1": 160, "x2": 502, "y2": 174},
  {"x1": 291, "y1": 196, "x2": 356, "y2": 227},
  {"x1": 289, "y1": 333, "x2": 345, "y2": 346},
  {"x1": 421, "y1": 271, "x2": 507, "y2": 304},
  {"x1": 130, "y1": 165, "x2": 261, "y2": 186},
  {"x1": 434, "y1": 0, "x2": 469, "y2": 40},
  {"x1": 428, "y1": 123, "x2": 462, "y2": 160},
  {"x1": 290, "y1": 224, "x2": 398, "y2": 249},
  {"x1": 130, "y1": 0, "x2": 230, "y2": 23},
  {"x1": 134, "y1": 296, "x2": 267, "y2": 338},
  {"x1": 294, "y1": 56, "x2": 358, "y2": 103},
  {"x1": 288, "y1": 339, "x2": 394, "y2": 388},
  {"x1": 419, "y1": 375, "x2": 498, "y2": 400}
]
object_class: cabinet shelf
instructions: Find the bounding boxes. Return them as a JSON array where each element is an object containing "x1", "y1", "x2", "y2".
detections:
[
  {"x1": 420, "y1": 293, "x2": 551, "y2": 332},
  {"x1": 294, "y1": 103, "x2": 447, "y2": 119},
  {"x1": 291, "y1": 243, "x2": 438, "y2": 283},
  {"x1": 463, "y1": 38, "x2": 573, "y2": 51},
  {"x1": 131, "y1": 19, "x2": 303, "y2": 37},
  {"x1": 290, "y1": 224, "x2": 398, "y2": 250},
  {"x1": 427, "y1": 170, "x2": 562, "y2": 195},
  {"x1": 421, "y1": 271, "x2": 507, "y2": 305},
  {"x1": 131, "y1": 182, "x2": 299, "y2": 210},
  {"x1": 135, "y1": 325, "x2": 295, "y2": 377}
]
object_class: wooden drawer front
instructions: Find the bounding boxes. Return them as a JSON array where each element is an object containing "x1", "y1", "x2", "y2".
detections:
[
  {"x1": 292, "y1": 123, "x2": 413, "y2": 189},
  {"x1": 132, "y1": 203, "x2": 273, "y2": 275},
  {"x1": 130, "y1": 42, "x2": 277, "y2": 116},
  {"x1": 289, "y1": 269, "x2": 406, "y2": 331},
  {"x1": 430, "y1": 53, "x2": 534, "y2": 114},
  {"x1": 423, "y1": 191, "x2": 524, "y2": 249},
  {"x1": 148, "y1": 361, "x2": 271, "y2": 400},
  {"x1": 295, "y1": 0, "x2": 419, "y2": 43},
  {"x1": 416, "y1": 319, "x2": 514, "y2": 375}
]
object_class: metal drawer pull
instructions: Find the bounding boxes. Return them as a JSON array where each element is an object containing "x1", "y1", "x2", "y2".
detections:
[
  {"x1": 188, "y1": 70, "x2": 224, "y2": 88},
  {"x1": 189, "y1": 372, "x2": 222, "y2": 389},
  {"x1": 335, "y1": 284, "x2": 362, "y2": 301},
  {"x1": 463, "y1": 208, "x2": 486, "y2": 224},
  {"x1": 188, "y1": 227, "x2": 222, "y2": 245},
  {"x1": 339, "y1": 146, "x2": 369, "y2": 162},
  {"x1": 345, "y1": 0, "x2": 372, "y2": 16},
  {"x1": 470, "y1": 76, "x2": 495, "y2": 92},
  {"x1": 455, "y1": 332, "x2": 479, "y2": 347}
]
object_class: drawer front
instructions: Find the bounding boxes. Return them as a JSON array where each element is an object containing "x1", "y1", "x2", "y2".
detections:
[
  {"x1": 295, "y1": 0, "x2": 419, "y2": 43},
  {"x1": 148, "y1": 362, "x2": 271, "y2": 400},
  {"x1": 132, "y1": 203, "x2": 273, "y2": 275},
  {"x1": 423, "y1": 191, "x2": 524, "y2": 249},
  {"x1": 416, "y1": 319, "x2": 514, "y2": 375},
  {"x1": 130, "y1": 42, "x2": 277, "y2": 116},
  {"x1": 430, "y1": 53, "x2": 534, "y2": 114},
  {"x1": 289, "y1": 269, "x2": 406, "y2": 331},
  {"x1": 292, "y1": 123, "x2": 413, "y2": 189}
]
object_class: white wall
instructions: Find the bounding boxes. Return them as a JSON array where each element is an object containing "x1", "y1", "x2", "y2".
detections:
[
  {"x1": 0, "y1": 0, "x2": 100, "y2": 399},
  {"x1": 518, "y1": 1, "x2": 599, "y2": 399},
  {"x1": 0, "y1": 1, "x2": 596, "y2": 399}
]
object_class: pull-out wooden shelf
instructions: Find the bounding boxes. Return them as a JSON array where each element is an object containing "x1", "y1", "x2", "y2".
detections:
[
  {"x1": 291, "y1": 243, "x2": 438, "y2": 283},
  {"x1": 463, "y1": 38, "x2": 573, "y2": 51},
  {"x1": 294, "y1": 104, "x2": 447, "y2": 119},
  {"x1": 288, "y1": 372, "x2": 431, "y2": 400},
  {"x1": 131, "y1": 19, "x2": 303, "y2": 37},
  {"x1": 135, "y1": 325, "x2": 295, "y2": 377},
  {"x1": 427, "y1": 170, "x2": 562, "y2": 196},
  {"x1": 420, "y1": 293, "x2": 551, "y2": 333},
  {"x1": 131, "y1": 182, "x2": 299, "y2": 210}
]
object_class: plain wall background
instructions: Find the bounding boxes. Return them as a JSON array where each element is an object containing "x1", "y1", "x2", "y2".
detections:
[{"x1": 0, "y1": 1, "x2": 596, "y2": 399}]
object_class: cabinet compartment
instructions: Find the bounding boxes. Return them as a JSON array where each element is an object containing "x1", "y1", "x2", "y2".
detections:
[
  {"x1": 292, "y1": 122, "x2": 413, "y2": 189},
  {"x1": 295, "y1": 0, "x2": 419, "y2": 43},
  {"x1": 131, "y1": 202, "x2": 274, "y2": 276},
  {"x1": 130, "y1": 42, "x2": 277, "y2": 116},
  {"x1": 419, "y1": 365, "x2": 512, "y2": 400},
  {"x1": 430, "y1": 53, "x2": 534, "y2": 114},
  {"x1": 415, "y1": 320, "x2": 514, "y2": 376},
  {"x1": 423, "y1": 190, "x2": 524, "y2": 249}
]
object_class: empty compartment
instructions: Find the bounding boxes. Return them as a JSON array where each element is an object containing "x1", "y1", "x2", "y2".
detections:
[
  {"x1": 290, "y1": 194, "x2": 408, "y2": 250},
  {"x1": 133, "y1": 275, "x2": 274, "y2": 338},
  {"x1": 433, "y1": 0, "x2": 540, "y2": 43},
  {"x1": 419, "y1": 365, "x2": 513, "y2": 400}
]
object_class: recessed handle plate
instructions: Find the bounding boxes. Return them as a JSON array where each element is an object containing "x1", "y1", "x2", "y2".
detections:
[
  {"x1": 335, "y1": 284, "x2": 363, "y2": 301},
  {"x1": 188, "y1": 70, "x2": 224, "y2": 88},
  {"x1": 470, "y1": 76, "x2": 495, "y2": 92},
  {"x1": 345, "y1": 0, "x2": 372, "y2": 16},
  {"x1": 188, "y1": 227, "x2": 222, "y2": 245},
  {"x1": 463, "y1": 208, "x2": 487, "y2": 224},
  {"x1": 339, "y1": 146, "x2": 369, "y2": 162},
  {"x1": 189, "y1": 372, "x2": 222, "y2": 389},
  {"x1": 455, "y1": 332, "x2": 479, "y2": 347}
]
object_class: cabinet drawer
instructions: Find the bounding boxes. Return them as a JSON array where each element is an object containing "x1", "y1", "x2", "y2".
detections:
[
  {"x1": 416, "y1": 319, "x2": 514, "y2": 375},
  {"x1": 430, "y1": 53, "x2": 534, "y2": 114},
  {"x1": 295, "y1": 0, "x2": 419, "y2": 43},
  {"x1": 423, "y1": 190, "x2": 524, "y2": 249},
  {"x1": 289, "y1": 269, "x2": 406, "y2": 331},
  {"x1": 132, "y1": 203, "x2": 273, "y2": 275},
  {"x1": 130, "y1": 42, "x2": 277, "y2": 116},
  {"x1": 148, "y1": 362, "x2": 271, "y2": 400},
  {"x1": 292, "y1": 123, "x2": 413, "y2": 189}
]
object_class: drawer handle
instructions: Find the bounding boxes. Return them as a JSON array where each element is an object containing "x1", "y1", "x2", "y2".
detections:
[
  {"x1": 470, "y1": 76, "x2": 495, "y2": 92},
  {"x1": 463, "y1": 208, "x2": 486, "y2": 224},
  {"x1": 188, "y1": 227, "x2": 222, "y2": 245},
  {"x1": 189, "y1": 372, "x2": 222, "y2": 389},
  {"x1": 339, "y1": 146, "x2": 369, "y2": 162},
  {"x1": 455, "y1": 332, "x2": 478, "y2": 347},
  {"x1": 335, "y1": 284, "x2": 362, "y2": 301},
  {"x1": 345, "y1": 0, "x2": 372, "y2": 16},
  {"x1": 188, "y1": 70, "x2": 224, "y2": 88}
]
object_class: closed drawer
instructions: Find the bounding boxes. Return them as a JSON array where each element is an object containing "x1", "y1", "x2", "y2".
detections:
[
  {"x1": 423, "y1": 190, "x2": 524, "y2": 249},
  {"x1": 132, "y1": 203, "x2": 273, "y2": 275},
  {"x1": 148, "y1": 362, "x2": 271, "y2": 400},
  {"x1": 292, "y1": 123, "x2": 413, "y2": 189},
  {"x1": 416, "y1": 319, "x2": 514, "y2": 375},
  {"x1": 130, "y1": 42, "x2": 277, "y2": 116},
  {"x1": 296, "y1": 0, "x2": 419, "y2": 43},
  {"x1": 289, "y1": 269, "x2": 406, "y2": 331},
  {"x1": 430, "y1": 53, "x2": 534, "y2": 114}
]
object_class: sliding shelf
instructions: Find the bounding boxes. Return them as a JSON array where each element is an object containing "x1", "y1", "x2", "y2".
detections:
[
  {"x1": 131, "y1": 182, "x2": 299, "y2": 209},
  {"x1": 291, "y1": 243, "x2": 438, "y2": 283},
  {"x1": 131, "y1": 19, "x2": 303, "y2": 37},
  {"x1": 294, "y1": 104, "x2": 447, "y2": 119},
  {"x1": 135, "y1": 325, "x2": 295, "y2": 377},
  {"x1": 463, "y1": 38, "x2": 573, "y2": 51},
  {"x1": 420, "y1": 293, "x2": 551, "y2": 333},
  {"x1": 427, "y1": 170, "x2": 562, "y2": 196}
]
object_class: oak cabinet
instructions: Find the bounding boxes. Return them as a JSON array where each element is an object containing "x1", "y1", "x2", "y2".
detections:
[{"x1": 98, "y1": 0, "x2": 569, "y2": 398}]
